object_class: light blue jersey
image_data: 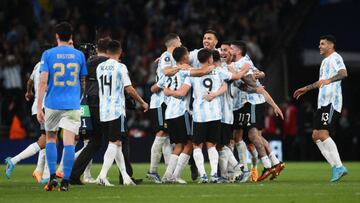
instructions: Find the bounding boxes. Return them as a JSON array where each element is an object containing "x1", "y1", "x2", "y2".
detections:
[
  {"x1": 40, "y1": 45, "x2": 87, "y2": 110},
  {"x1": 318, "y1": 52, "x2": 346, "y2": 112},
  {"x1": 184, "y1": 67, "x2": 232, "y2": 122},
  {"x1": 165, "y1": 70, "x2": 191, "y2": 120},
  {"x1": 96, "y1": 59, "x2": 132, "y2": 122},
  {"x1": 150, "y1": 51, "x2": 176, "y2": 109},
  {"x1": 219, "y1": 63, "x2": 234, "y2": 124},
  {"x1": 189, "y1": 49, "x2": 201, "y2": 68}
]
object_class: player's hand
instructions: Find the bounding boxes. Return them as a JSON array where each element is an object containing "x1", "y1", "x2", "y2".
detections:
[
  {"x1": 293, "y1": 87, "x2": 308, "y2": 100},
  {"x1": 204, "y1": 92, "x2": 216, "y2": 102},
  {"x1": 254, "y1": 70, "x2": 265, "y2": 79},
  {"x1": 154, "y1": 57, "x2": 160, "y2": 64},
  {"x1": 37, "y1": 110, "x2": 45, "y2": 124},
  {"x1": 163, "y1": 87, "x2": 171, "y2": 96},
  {"x1": 150, "y1": 84, "x2": 160, "y2": 93},
  {"x1": 317, "y1": 79, "x2": 331, "y2": 88},
  {"x1": 141, "y1": 102, "x2": 149, "y2": 112},
  {"x1": 273, "y1": 105, "x2": 284, "y2": 120},
  {"x1": 25, "y1": 91, "x2": 34, "y2": 101}
]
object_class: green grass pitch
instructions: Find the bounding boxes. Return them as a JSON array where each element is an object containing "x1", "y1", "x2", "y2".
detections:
[{"x1": 1, "y1": 162, "x2": 359, "y2": 203}]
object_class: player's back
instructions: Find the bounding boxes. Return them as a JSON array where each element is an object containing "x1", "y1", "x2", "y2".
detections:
[{"x1": 41, "y1": 45, "x2": 87, "y2": 110}]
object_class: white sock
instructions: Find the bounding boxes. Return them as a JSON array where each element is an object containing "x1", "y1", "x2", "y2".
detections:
[
  {"x1": 172, "y1": 153, "x2": 190, "y2": 179},
  {"x1": 42, "y1": 155, "x2": 50, "y2": 179},
  {"x1": 208, "y1": 147, "x2": 219, "y2": 176},
  {"x1": 162, "y1": 137, "x2": 172, "y2": 165},
  {"x1": 11, "y1": 142, "x2": 40, "y2": 164},
  {"x1": 269, "y1": 152, "x2": 280, "y2": 166},
  {"x1": 75, "y1": 140, "x2": 88, "y2": 160},
  {"x1": 249, "y1": 148, "x2": 258, "y2": 168},
  {"x1": 35, "y1": 149, "x2": 46, "y2": 173},
  {"x1": 224, "y1": 146, "x2": 238, "y2": 168},
  {"x1": 163, "y1": 154, "x2": 178, "y2": 179},
  {"x1": 219, "y1": 150, "x2": 229, "y2": 178},
  {"x1": 114, "y1": 145, "x2": 131, "y2": 180},
  {"x1": 236, "y1": 141, "x2": 248, "y2": 171},
  {"x1": 149, "y1": 136, "x2": 166, "y2": 173},
  {"x1": 322, "y1": 138, "x2": 343, "y2": 168},
  {"x1": 83, "y1": 159, "x2": 93, "y2": 178},
  {"x1": 57, "y1": 149, "x2": 64, "y2": 172},
  {"x1": 315, "y1": 139, "x2": 335, "y2": 167},
  {"x1": 99, "y1": 143, "x2": 117, "y2": 178},
  {"x1": 261, "y1": 156, "x2": 272, "y2": 169},
  {"x1": 193, "y1": 148, "x2": 206, "y2": 176}
]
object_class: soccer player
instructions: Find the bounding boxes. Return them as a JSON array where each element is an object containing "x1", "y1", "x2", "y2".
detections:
[
  {"x1": 37, "y1": 22, "x2": 87, "y2": 191},
  {"x1": 293, "y1": 35, "x2": 348, "y2": 182},
  {"x1": 4, "y1": 61, "x2": 46, "y2": 183},
  {"x1": 165, "y1": 48, "x2": 249, "y2": 183},
  {"x1": 147, "y1": 33, "x2": 180, "y2": 183},
  {"x1": 95, "y1": 40, "x2": 148, "y2": 186},
  {"x1": 189, "y1": 30, "x2": 219, "y2": 68}
]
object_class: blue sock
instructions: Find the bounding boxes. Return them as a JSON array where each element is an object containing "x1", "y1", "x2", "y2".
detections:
[
  {"x1": 46, "y1": 142, "x2": 57, "y2": 176},
  {"x1": 62, "y1": 145, "x2": 75, "y2": 180}
]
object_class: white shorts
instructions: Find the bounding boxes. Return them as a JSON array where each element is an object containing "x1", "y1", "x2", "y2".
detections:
[{"x1": 44, "y1": 108, "x2": 81, "y2": 135}]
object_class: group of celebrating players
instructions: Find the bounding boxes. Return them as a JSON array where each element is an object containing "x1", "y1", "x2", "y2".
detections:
[{"x1": 4, "y1": 21, "x2": 348, "y2": 192}]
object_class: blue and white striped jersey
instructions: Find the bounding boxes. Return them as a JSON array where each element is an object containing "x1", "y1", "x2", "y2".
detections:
[
  {"x1": 165, "y1": 70, "x2": 191, "y2": 120},
  {"x1": 219, "y1": 63, "x2": 234, "y2": 124},
  {"x1": 189, "y1": 49, "x2": 201, "y2": 68},
  {"x1": 150, "y1": 51, "x2": 176, "y2": 109},
  {"x1": 184, "y1": 67, "x2": 232, "y2": 122},
  {"x1": 96, "y1": 59, "x2": 132, "y2": 122},
  {"x1": 318, "y1": 52, "x2": 346, "y2": 112},
  {"x1": 30, "y1": 62, "x2": 42, "y2": 115}
]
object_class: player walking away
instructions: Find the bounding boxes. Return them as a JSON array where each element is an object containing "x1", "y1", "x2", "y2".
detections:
[
  {"x1": 5, "y1": 61, "x2": 47, "y2": 182},
  {"x1": 147, "y1": 33, "x2": 180, "y2": 183},
  {"x1": 165, "y1": 48, "x2": 249, "y2": 183},
  {"x1": 293, "y1": 35, "x2": 348, "y2": 182},
  {"x1": 95, "y1": 40, "x2": 148, "y2": 186},
  {"x1": 36, "y1": 22, "x2": 87, "y2": 191}
]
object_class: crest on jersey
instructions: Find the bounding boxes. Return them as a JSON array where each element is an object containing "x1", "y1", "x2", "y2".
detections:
[{"x1": 165, "y1": 56, "x2": 170, "y2": 62}]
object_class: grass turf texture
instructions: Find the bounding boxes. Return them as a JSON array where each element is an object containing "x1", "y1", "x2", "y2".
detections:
[{"x1": 0, "y1": 162, "x2": 359, "y2": 203}]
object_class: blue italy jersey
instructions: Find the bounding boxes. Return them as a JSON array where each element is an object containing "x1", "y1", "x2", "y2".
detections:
[{"x1": 40, "y1": 45, "x2": 87, "y2": 110}]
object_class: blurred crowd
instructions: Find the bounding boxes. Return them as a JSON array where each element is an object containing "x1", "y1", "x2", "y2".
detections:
[{"x1": 2, "y1": 0, "x2": 357, "y2": 160}]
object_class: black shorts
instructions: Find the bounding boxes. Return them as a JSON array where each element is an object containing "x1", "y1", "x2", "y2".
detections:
[
  {"x1": 101, "y1": 115, "x2": 127, "y2": 142},
  {"x1": 166, "y1": 112, "x2": 192, "y2": 144},
  {"x1": 31, "y1": 115, "x2": 45, "y2": 135},
  {"x1": 149, "y1": 103, "x2": 168, "y2": 133},
  {"x1": 241, "y1": 102, "x2": 265, "y2": 131},
  {"x1": 313, "y1": 104, "x2": 340, "y2": 133},
  {"x1": 220, "y1": 123, "x2": 233, "y2": 146},
  {"x1": 193, "y1": 120, "x2": 221, "y2": 145},
  {"x1": 233, "y1": 108, "x2": 244, "y2": 130}
]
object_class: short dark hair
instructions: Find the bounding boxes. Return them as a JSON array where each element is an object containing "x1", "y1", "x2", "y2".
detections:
[
  {"x1": 97, "y1": 37, "x2": 112, "y2": 53},
  {"x1": 221, "y1": 41, "x2": 231, "y2": 46},
  {"x1": 231, "y1": 40, "x2": 247, "y2": 56},
  {"x1": 204, "y1": 29, "x2": 218, "y2": 40},
  {"x1": 173, "y1": 46, "x2": 188, "y2": 62},
  {"x1": 197, "y1": 48, "x2": 213, "y2": 63},
  {"x1": 55, "y1": 22, "x2": 73, "y2": 42},
  {"x1": 212, "y1": 50, "x2": 221, "y2": 62},
  {"x1": 164, "y1": 33, "x2": 179, "y2": 47},
  {"x1": 320, "y1": 35, "x2": 336, "y2": 49},
  {"x1": 107, "y1": 40, "x2": 122, "y2": 54}
]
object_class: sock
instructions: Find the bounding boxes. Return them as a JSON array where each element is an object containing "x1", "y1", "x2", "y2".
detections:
[
  {"x1": 315, "y1": 139, "x2": 335, "y2": 167},
  {"x1": 149, "y1": 136, "x2": 166, "y2": 173},
  {"x1": 11, "y1": 142, "x2": 41, "y2": 164},
  {"x1": 35, "y1": 149, "x2": 46, "y2": 173},
  {"x1": 260, "y1": 156, "x2": 272, "y2": 169},
  {"x1": 219, "y1": 150, "x2": 229, "y2": 177},
  {"x1": 323, "y1": 138, "x2": 343, "y2": 168},
  {"x1": 224, "y1": 146, "x2": 238, "y2": 168},
  {"x1": 162, "y1": 137, "x2": 172, "y2": 165},
  {"x1": 173, "y1": 153, "x2": 190, "y2": 179},
  {"x1": 62, "y1": 145, "x2": 75, "y2": 180},
  {"x1": 249, "y1": 148, "x2": 258, "y2": 168},
  {"x1": 45, "y1": 142, "x2": 57, "y2": 176},
  {"x1": 163, "y1": 154, "x2": 178, "y2": 179},
  {"x1": 99, "y1": 143, "x2": 117, "y2": 178},
  {"x1": 114, "y1": 145, "x2": 131, "y2": 180},
  {"x1": 83, "y1": 159, "x2": 93, "y2": 178},
  {"x1": 42, "y1": 155, "x2": 50, "y2": 179},
  {"x1": 57, "y1": 149, "x2": 64, "y2": 172},
  {"x1": 269, "y1": 152, "x2": 280, "y2": 166},
  {"x1": 74, "y1": 142, "x2": 87, "y2": 160},
  {"x1": 236, "y1": 141, "x2": 248, "y2": 171},
  {"x1": 208, "y1": 147, "x2": 219, "y2": 176},
  {"x1": 193, "y1": 148, "x2": 206, "y2": 176}
]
